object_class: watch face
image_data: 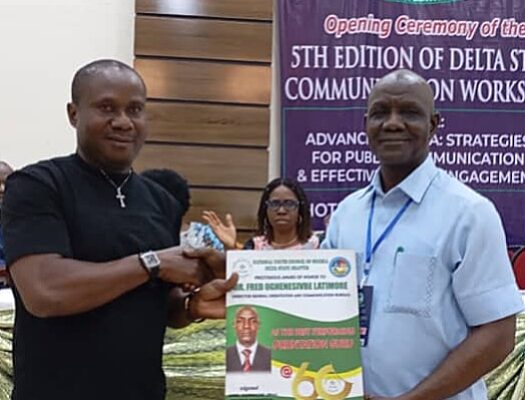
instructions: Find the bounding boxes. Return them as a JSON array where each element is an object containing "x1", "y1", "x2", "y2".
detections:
[{"x1": 143, "y1": 251, "x2": 160, "y2": 268}]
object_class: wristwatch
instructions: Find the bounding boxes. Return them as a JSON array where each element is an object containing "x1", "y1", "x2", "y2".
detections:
[{"x1": 139, "y1": 250, "x2": 161, "y2": 281}]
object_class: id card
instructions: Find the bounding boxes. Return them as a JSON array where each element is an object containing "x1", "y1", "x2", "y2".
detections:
[{"x1": 359, "y1": 285, "x2": 373, "y2": 347}]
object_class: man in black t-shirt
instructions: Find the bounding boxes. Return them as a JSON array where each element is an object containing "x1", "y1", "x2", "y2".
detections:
[{"x1": 2, "y1": 59, "x2": 236, "y2": 400}]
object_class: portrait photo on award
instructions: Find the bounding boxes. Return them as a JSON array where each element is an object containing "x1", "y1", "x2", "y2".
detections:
[{"x1": 226, "y1": 306, "x2": 272, "y2": 373}]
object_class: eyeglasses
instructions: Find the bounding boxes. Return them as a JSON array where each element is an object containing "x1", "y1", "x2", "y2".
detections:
[{"x1": 265, "y1": 199, "x2": 300, "y2": 211}]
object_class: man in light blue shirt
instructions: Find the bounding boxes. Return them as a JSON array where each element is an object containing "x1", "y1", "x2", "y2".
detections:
[{"x1": 322, "y1": 69, "x2": 523, "y2": 400}]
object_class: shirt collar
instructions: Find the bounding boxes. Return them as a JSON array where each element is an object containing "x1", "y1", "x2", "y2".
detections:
[
  {"x1": 236, "y1": 341, "x2": 258, "y2": 354},
  {"x1": 360, "y1": 156, "x2": 438, "y2": 204}
]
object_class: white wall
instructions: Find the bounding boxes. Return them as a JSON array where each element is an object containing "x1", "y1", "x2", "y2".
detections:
[{"x1": 0, "y1": 0, "x2": 135, "y2": 169}]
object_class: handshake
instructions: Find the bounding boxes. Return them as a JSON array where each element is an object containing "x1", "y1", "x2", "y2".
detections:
[{"x1": 153, "y1": 246, "x2": 238, "y2": 322}]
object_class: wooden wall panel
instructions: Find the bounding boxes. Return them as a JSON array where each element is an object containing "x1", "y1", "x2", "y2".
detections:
[
  {"x1": 136, "y1": 17, "x2": 272, "y2": 62},
  {"x1": 187, "y1": 189, "x2": 261, "y2": 230},
  {"x1": 135, "y1": 0, "x2": 273, "y2": 236},
  {"x1": 147, "y1": 102, "x2": 269, "y2": 147},
  {"x1": 136, "y1": 0, "x2": 273, "y2": 20},
  {"x1": 136, "y1": 59, "x2": 271, "y2": 104},
  {"x1": 135, "y1": 144, "x2": 268, "y2": 188}
]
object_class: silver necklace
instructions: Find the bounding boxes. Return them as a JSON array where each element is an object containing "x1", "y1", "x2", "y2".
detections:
[{"x1": 99, "y1": 169, "x2": 133, "y2": 208}]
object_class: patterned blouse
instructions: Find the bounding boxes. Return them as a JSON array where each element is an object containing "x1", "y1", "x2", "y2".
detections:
[{"x1": 246, "y1": 235, "x2": 320, "y2": 250}]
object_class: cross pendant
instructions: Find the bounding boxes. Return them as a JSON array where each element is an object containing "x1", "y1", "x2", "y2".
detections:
[{"x1": 116, "y1": 187, "x2": 126, "y2": 208}]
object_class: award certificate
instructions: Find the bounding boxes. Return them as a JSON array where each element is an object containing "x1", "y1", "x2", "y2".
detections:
[{"x1": 225, "y1": 249, "x2": 363, "y2": 400}]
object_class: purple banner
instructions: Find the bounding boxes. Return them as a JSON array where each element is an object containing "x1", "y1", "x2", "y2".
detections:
[{"x1": 279, "y1": 0, "x2": 525, "y2": 246}]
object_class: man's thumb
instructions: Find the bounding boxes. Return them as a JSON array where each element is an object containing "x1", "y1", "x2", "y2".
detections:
[{"x1": 223, "y1": 273, "x2": 239, "y2": 292}]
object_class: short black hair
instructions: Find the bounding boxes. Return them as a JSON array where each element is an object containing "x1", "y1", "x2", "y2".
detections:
[
  {"x1": 141, "y1": 169, "x2": 191, "y2": 215},
  {"x1": 255, "y1": 177, "x2": 312, "y2": 243},
  {"x1": 71, "y1": 59, "x2": 146, "y2": 104}
]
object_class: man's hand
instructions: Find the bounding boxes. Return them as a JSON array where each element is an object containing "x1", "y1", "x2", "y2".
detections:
[
  {"x1": 202, "y1": 211, "x2": 237, "y2": 250},
  {"x1": 156, "y1": 246, "x2": 213, "y2": 286},
  {"x1": 190, "y1": 273, "x2": 239, "y2": 319},
  {"x1": 183, "y1": 247, "x2": 226, "y2": 279}
]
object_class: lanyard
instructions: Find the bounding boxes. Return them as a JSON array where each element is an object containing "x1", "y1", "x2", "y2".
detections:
[{"x1": 361, "y1": 191, "x2": 412, "y2": 287}]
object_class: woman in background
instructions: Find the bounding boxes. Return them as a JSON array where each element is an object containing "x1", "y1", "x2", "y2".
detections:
[{"x1": 204, "y1": 178, "x2": 318, "y2": 250}]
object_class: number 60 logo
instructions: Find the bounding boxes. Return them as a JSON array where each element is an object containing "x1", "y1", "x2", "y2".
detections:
[{"x1": 292, "y1": 362, "x2": 353, "y2": 400}]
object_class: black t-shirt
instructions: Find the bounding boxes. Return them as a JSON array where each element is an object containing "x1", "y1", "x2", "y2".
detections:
[{"x1": 2, "y1": 154, "x2": 181, "y2": 400}]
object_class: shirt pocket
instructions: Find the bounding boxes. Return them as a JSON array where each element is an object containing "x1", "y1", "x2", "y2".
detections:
[{"x1": 384, "y1": 251, "x2": 437, "y2": 318}]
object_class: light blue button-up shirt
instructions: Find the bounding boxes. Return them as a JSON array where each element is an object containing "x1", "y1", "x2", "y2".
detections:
[{"x1": 322, "y1": 156, "x2": 524, "y2": 399}]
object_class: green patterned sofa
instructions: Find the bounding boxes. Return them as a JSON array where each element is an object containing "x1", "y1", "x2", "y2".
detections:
[{"x1": 0, "y1": 311, "x2": 523, "y2": 400}]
